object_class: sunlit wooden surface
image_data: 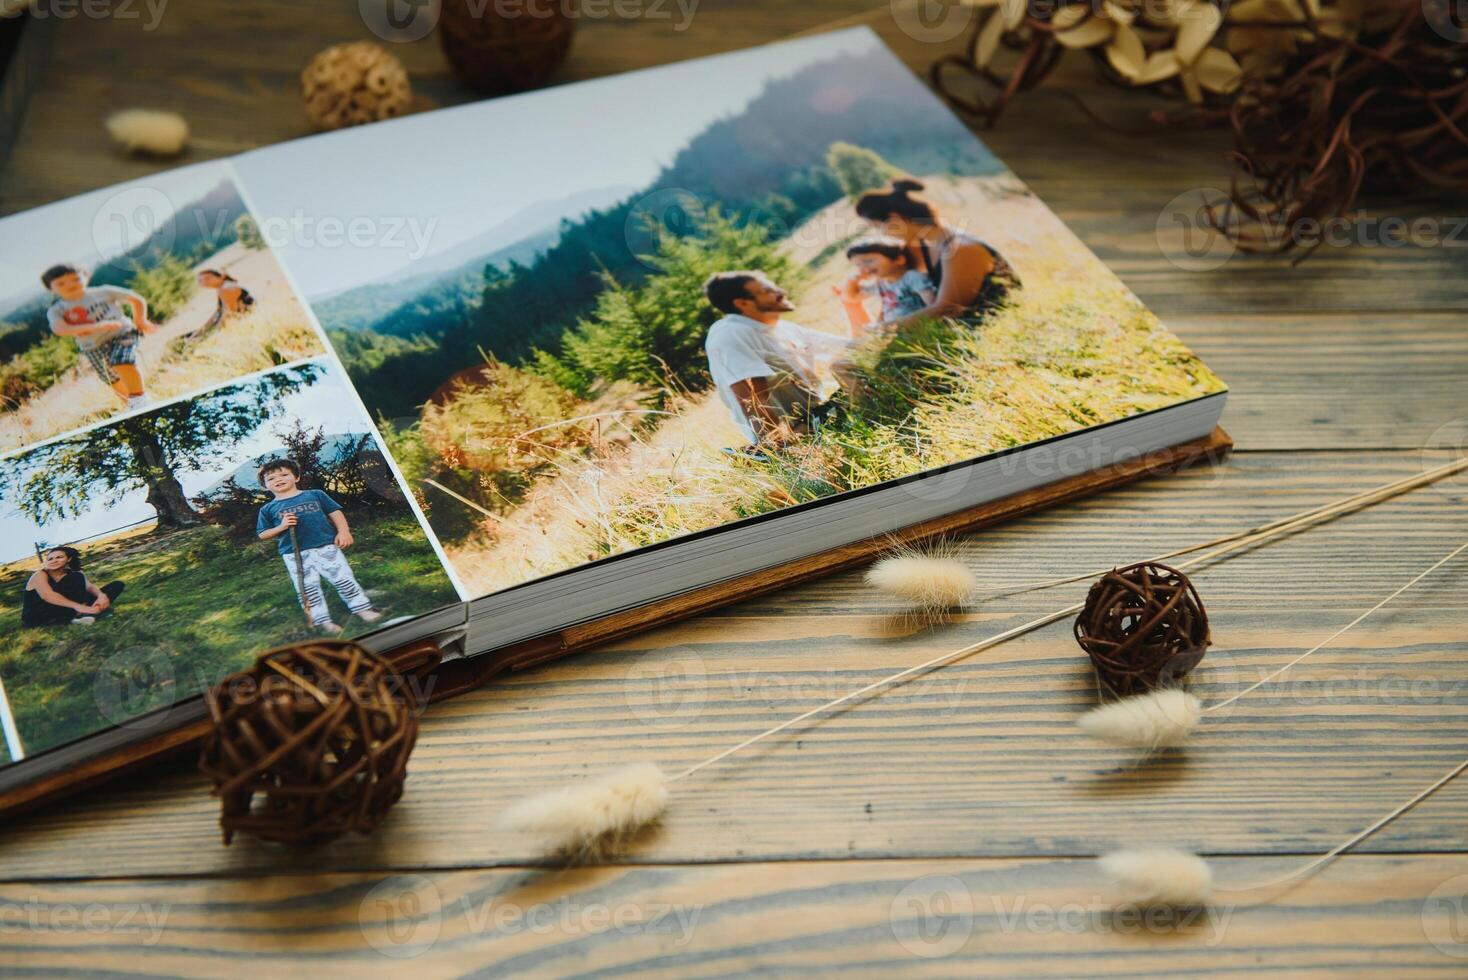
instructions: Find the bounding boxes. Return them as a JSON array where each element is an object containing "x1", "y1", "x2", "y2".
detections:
[{"x1": 2, "y1": 1, "x2": 1467, "y2": 975}]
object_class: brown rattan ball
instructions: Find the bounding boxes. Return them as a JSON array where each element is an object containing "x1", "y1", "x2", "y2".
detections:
[
  {"x1": 1074, "y1": 562, "x2": 1211, "y2": 697},
  {"x1": 438, "y1": 0, "x2": 575, "y2": 93},
  {"x1": 199, "y1": 641, "x2": 420, "y2": 844},
  {"x1": 302, "y1": 41, "x2": 412, "y2": 131}
]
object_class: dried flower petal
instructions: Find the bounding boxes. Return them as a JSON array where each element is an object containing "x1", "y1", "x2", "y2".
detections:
[
  {"x1": 1194, "y1": 46, "x2": 1243, "y2": 92},
  {"x1": 975, "y1": 9, "x2": 1007, "y2": 66},
  {"x1": 1176, "y1": 1, "x2": 1223, "y2": 63},
  {"x1": 1139, "y1": 49, "x2": 1182, "y2": 83},
  {"x1": 1052, "y1": 3, "x2": 1092, "y2": 29},
  {"x1": 1106, "y1": 23, "x2": 1148, "y2": 79},
  {"x1": 1058, "y1": 15, "x2": 1116, "y2": 48}
]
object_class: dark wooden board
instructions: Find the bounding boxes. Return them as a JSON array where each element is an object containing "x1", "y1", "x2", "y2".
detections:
[{"x1": 2, "y1": 0, "x2": 1465, "y2": 972}]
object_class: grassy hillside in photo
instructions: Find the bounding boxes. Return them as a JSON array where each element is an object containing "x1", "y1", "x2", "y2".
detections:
[
  {"x1": 393, "y1": 172, "x2": 1224, "y2": 595},
  {"x1": 328, "y1": 49, "x2": 1000, "y2": 421},
  {"x1": 0, "y1": 513, "x2": 457, "y2": 758}
]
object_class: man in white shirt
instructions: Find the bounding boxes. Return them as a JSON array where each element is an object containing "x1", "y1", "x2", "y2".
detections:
[{"x1": 702, "y1": 271, "x2": 852, "y2": 447}]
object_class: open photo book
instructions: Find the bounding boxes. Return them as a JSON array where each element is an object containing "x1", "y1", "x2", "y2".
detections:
[{"x1": 0, "y1": 28, "x2": 1226, "y2": 800}]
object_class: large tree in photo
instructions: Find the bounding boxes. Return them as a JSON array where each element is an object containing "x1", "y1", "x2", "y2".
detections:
[{"x1": 1, "y1": 363, "x2": 322, "y2": 529}]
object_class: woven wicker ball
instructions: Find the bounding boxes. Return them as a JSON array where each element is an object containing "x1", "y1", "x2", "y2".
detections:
[
  {"x1": 301, "y1": 41, "x2": 412, "y2": 131},
  {"x1": 1074, "y1": 562, "x2": 1211, "y2": 697},
  {"x1": 438, "y1": 0, "x2": 575, "y2": 93},
  {"x1": 199, "y1": 641, "x2": 421, "y2": 844}
]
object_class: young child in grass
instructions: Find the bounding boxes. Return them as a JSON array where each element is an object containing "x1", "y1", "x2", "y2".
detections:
[
  {"x1": 835, "y1": 237, "x2": 936, "y2": 333},
  {"x1": 42, "y1": 264, "x2": 159, "y2": 410},
  {"x1": 254, "y1": 458, "x2": 382, "y2": 633}
]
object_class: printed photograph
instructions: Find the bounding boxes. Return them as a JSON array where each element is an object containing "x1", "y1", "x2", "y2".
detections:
[
  {"x1": 234, "y1": 30, "x2": 1225, "y2": 598},
  {"x1": 0, "y1": 161, "x2": 325, "y2": 454},
  {"x1": 0, "y1": 359, "x2": 458, "y2": 762}
]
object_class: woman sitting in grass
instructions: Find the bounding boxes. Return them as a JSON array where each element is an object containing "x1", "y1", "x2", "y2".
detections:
[
  {"x1": 196, "y1": 269, "x2": 255, "y2": 332},
  {"x1": 21, "y1": 547, "x2": 125, "y2": 628},
  {"x1": 848, "y1": 178, "x2": 1019, "y2": 332}
]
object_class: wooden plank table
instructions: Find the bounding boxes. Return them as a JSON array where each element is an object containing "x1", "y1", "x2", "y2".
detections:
[{"x1": 3, "y1": 2, "x2": 1467, "y2": 975}]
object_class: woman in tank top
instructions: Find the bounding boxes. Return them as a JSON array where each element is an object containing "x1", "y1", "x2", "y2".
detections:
[{"x1": 851, "y1": 178, "x2": 1019, "y2": 332}]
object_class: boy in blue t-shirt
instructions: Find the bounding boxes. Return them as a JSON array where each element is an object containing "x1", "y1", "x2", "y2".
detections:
[{"x1": 255, "y1": 458, "x2": 382, "y2": 632}]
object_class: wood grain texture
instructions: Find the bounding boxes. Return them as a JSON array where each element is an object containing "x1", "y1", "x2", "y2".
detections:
[
  {"x1": 2, "y1": 451, "x2": 1466, "y2": 881},
  {"x1": 1, "y1": 0, "x2": 1465, "y2": 975},
  {"x1": 3, "y1": 855, "x2": 1468, "y2": 976}
]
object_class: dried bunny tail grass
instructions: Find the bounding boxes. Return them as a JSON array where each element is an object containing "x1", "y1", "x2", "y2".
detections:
[
  {"x1": 495, "y1": 762, "x2": 668, "y2": 859},
  {"x1": 1101, "y1": 756, "x2": 1468, "y2": 908},
  {"x1": 1099, "y1": 847, "x2": 1213, "y2": 907},
  {"x1": 105, "y1": 108, "x2": 190, "y2": 157},
  {"x1": 1076, "y1": 689, "x2": 1202, "y2": 749},
  {"x1": 865, "y1": 539, "x2": 976, "y2": 614}
]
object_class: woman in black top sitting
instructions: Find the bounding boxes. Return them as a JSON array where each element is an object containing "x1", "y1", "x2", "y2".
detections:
[
  {"x1": 21, "y1": 547, "x2": 125, "y2": 627},
  {"x1": 852, "y1": 178, "x2": 1019, "y2": 332}
]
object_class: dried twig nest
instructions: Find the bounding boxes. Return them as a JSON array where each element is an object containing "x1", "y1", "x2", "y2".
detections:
[
  {"x1": 301, "y1": 41, "x2": 412, "y2": 131},
  {"x1": 1074, "y1": 562, "x2": 1211, "y2": 697},
  {"x1": 199, "y1": 640, "x2": 422, "y2": 844}
]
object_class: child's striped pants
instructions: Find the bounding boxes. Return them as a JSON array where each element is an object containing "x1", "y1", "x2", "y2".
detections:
[{"x1": 281, "y1": 544, "x2": 371, "y2": 626}]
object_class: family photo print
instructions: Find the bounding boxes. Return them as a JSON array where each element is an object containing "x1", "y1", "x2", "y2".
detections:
[
  {"x1": 236, "y1": 30, "x2": 1224, "y2": 597},
  {"x1": 0, "y1": 359, "x2": 458, "y2": 762},
  {"x1": 0, "y1": 160, "x2": 325, "y2": 453}
]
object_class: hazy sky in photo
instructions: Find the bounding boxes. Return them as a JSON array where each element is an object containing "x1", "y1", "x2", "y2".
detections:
[
  {"x1": 0, "y1": 361, "x2": 377, "y2": 564},
  {"x1": 234, "y1": 30, "x2": 883, "y2": 299},
  {"x1": 0, "y1": 162, "x2": 234, "y2": 309}
]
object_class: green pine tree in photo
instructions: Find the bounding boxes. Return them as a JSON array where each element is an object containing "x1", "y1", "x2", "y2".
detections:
[
  {"x1": 234, "y1": 213, "x2": 267, "y2": 251},
  {"x1": 826, "y1": 141, "x2": 899, "y2": 198},
  {"x1": 555, "y1": 207, "x2": 800, "y2": 398}
]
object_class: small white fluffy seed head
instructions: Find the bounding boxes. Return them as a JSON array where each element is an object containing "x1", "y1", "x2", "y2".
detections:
[
  {"x1": 105, "y1": 108, "x2": 190, "y2": 157},
  {"x1": 865, "y1": 546, "x2": 976, "y2": 613},
  {"x1": 1099, "y1": 847, "x2": 1213, "y2": 906},
  {"x1": 1076, "y1": 688, "x2": 1202, "y2": 749},
  {"x1": 495, "y1": 762, "x2": 668, "y2": 859}
]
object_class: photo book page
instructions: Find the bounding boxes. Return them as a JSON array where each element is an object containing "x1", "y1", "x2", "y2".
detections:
[{"x1": 0, "y1": 28, "x2": 1224, "y2": 767}]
